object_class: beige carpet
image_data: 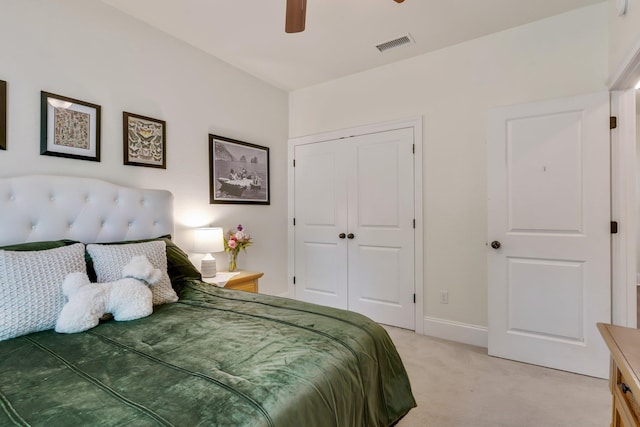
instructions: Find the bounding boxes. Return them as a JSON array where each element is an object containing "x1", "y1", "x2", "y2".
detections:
[{"x1": 384, "y1": 326, "x2": 611, "y2": 427}]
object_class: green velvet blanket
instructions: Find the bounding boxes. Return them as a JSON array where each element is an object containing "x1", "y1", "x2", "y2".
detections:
[{"x1": 0, "y1": 280, "x2": 416, "y2": 426}]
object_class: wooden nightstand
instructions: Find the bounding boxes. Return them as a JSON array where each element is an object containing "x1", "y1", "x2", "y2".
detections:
[{"x1": 203, "y1": 271, "x2": 263, "y2": 293}]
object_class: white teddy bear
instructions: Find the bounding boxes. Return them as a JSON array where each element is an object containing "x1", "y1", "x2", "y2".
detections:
[{"x1": 55, "y1": 255, "x2": 162, "y2": 334}]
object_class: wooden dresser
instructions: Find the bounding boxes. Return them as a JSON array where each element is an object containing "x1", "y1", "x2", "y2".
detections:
[{"x1": 598, "y1": 323, "x2": 640, "y2": 427}]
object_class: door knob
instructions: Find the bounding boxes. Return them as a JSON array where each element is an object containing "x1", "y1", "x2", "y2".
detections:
[
  {"x1": 347, "y1": 233, "x2": 355, "y2": 239},
  {"x1": 339, "y1": 233, "x2": 346, "y2": 239},
  {"x1": 490, "y1": 241, "x2": 501, "y2": 249}
]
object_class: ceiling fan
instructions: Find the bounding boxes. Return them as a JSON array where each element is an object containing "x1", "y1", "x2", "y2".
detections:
[{"x1": 285, "y1": 0, "x2": 405, "y2": 33}]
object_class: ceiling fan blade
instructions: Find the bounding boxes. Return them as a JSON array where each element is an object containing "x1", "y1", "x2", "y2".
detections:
[{"x1": 285, "y1": 0, "x2": 306, "y2": 33}]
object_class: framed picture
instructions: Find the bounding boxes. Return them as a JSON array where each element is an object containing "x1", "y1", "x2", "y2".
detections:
[
  {"x1": 123, "y1": 112, "x2": 166, "y2": 169},
  {"x1": 209, "y1": 134, "x2": 270, "y2": 205},
  {"x1": 0, "y1": 80, "x2": 6, "y2": 150},
  {"x1": 40, "y1": 91, "x2": 101, "y2": 161}
]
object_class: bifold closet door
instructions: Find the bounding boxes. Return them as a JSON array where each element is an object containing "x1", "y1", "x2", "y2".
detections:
[
  {"x1": 294, "y1": 139, "x2": 349, "y2": 309},
  {"x1": 294, "y1": 127, "x2": 415, "y2": 329},
  {"x1": 346, "y1": 128, "x2": 415, "y2": 330}
]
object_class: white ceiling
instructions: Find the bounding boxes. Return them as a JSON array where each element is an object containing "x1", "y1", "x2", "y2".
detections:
[{"x1": 100, "y1": 0, "x2": 605, "y2": 92}]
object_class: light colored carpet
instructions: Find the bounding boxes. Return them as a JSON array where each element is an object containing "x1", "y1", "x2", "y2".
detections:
[{"x1": 384, "y1": 326, "x2": 611, "y2": 427}]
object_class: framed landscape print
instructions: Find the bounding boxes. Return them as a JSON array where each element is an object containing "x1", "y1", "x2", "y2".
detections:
[
  {"x1": 0, "y1": 80, "x2": 6, "y2": 150},
  {"x1": 40, "y1": 91, "x2": 101, "y2": 161},
  {"x1": 123, "y1": 112, "x2": 166, "y2": 169},
  {"x1": 209, "y1": 134, "x2": 270, "y2": 205}
]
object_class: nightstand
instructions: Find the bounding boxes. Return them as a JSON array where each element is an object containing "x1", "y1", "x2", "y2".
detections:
[{"x1": 203, "y1": 271, "x2": 263, "y2": 293}]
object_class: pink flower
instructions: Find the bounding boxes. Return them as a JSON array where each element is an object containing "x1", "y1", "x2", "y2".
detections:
[{"x1": 224, "y1": 225, "x2": 253, "y2": 253}]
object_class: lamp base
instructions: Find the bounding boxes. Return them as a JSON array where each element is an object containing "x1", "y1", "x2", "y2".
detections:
[{"x1": 201, "y1": 255, "x2": 217, "y2": 278}]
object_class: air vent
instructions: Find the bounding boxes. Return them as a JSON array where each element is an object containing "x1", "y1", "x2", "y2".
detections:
[{"x1": 376, "y1": 34, "x2": 415, "y2": 52}]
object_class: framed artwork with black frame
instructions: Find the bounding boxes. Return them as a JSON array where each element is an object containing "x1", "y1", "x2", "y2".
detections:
[
  {"x1": 40, "y1": 91, "x2": 101, "y2": 162},
  {"x1": 0, "y1": 80, "x2": 6, "y2": 150},
  {"x1": 123, "y1": 112, "x2": 166, "y2": 169},
  {"x1": 209, "y1": 134, "x2": 270, "y2": 205}
]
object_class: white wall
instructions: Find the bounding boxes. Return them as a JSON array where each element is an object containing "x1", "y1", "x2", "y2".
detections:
[
  {"x1": 0, "y1": 0, "x2": 289, "y2": 295},
  {"x1": 609, "y1": 0, "x2": 640, "y2": 78},
  {"x1": 289, "y1": 4, "x2": 609, "y2": 339}
]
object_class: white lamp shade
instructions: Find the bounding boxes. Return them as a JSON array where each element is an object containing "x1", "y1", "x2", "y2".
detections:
[{"x1": 193, "y1": 227, "x2": 225, "y2": 254}]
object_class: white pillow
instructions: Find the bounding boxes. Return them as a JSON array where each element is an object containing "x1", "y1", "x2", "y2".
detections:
[
  {"x1": 86, "y1": 241, "x2": 178, "y2": 306},
  {"x1": 0, "y1": 243, "x2": 86, "y2": 341}
]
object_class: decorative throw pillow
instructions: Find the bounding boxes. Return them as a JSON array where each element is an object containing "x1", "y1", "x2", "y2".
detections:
[
  {"x1": 0, "y1": 243, "x2": 86, "y2": 341},
  {"x1": 0, "y1": 239, "x2": 78, "y2": 252},
  {"x1": 84, "y1": 235, "x2": 201, "y2": 292},
  {"x1": 86, "y1": 241, "x2": 178, "y2": 305},
  {"x1": 161, "y1": 238, "x2": 202, "y2": 293}
]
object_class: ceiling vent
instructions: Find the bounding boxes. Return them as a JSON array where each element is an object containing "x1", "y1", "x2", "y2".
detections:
[{"x1": 376, "y1": 34, "x2": 415, "y2": 53}]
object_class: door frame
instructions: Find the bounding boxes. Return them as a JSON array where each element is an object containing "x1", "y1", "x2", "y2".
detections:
[
  {"x1": 610, "y1": 89, "x2": 637, "y2": 327},
  {"x1": 288, "y1": 116, "x2": 425, "y2": 333},
  {"x1": 610, "y1": 36, "x2": 640, "y2": 328}
]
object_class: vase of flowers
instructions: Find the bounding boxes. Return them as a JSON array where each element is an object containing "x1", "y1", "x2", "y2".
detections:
[{"x1": 224, "y1": 224, "x2": 252, "y2": 272}]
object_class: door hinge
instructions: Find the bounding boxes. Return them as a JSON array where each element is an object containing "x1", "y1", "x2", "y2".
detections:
[
  {"x1": 293, "y1": 276, "x2": 296, "y2": 285},
  {"x1": 412, "y1": 144, "x2": 415, "y2": 154},
  {"x1": 293, "y1": 217, "x2": 296, "y2": 226},
  {"x1": 611, "y1": 221, "x2": 618, "y2": 234},
  {"x1": 413, "y1": 219, "x2": 415, "y2": 229},
  {"x1": 293, "y1": 159, "x2": 296, "y2": 167},
  {"x1": 610, "y1": 116, "x2": 617, "y2": 130},
  {"x1": 413, "y1": 294, "x2": 416, "y2": 304}
]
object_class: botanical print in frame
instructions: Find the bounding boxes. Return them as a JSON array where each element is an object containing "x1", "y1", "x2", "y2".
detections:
[
  {"x1": 209, "y1": 134, "x2": 270, "y2": 205},
  {"x1": 40, "y1": 91, "x2": 101, "y2": 161},
  {"x1": 0, "y1": 80, "x2": 6, "y2": 150},
  {"x1": 123, "y1": 112, "x2": 166, "y2": 169}
]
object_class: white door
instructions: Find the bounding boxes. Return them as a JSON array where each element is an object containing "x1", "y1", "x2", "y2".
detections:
[
  {"x1": 294, "y1": 138, "x2": 349, "y2": 309},
  {"x1": 346, "y1": 129, "x2": 415, "y2": 329},
  {"x1": 488, "y1": 92, "x2": 611, "y2": 378},
  {"x1": 294, "y1": 128, "x2": 416, "y2": 329}
]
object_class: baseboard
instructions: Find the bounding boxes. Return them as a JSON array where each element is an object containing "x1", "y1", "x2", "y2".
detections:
[{"x1": 423, "y1": 316, "x2": 488, "y2": 348}]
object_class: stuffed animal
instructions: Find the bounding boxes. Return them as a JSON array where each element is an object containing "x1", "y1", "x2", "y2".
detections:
[{"x1": 55, "y1": 255, "x2": 162, "y2": 334}]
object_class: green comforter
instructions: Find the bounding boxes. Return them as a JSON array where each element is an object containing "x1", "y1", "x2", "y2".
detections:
[{"x1": 0, "y1": 280, "x2": 416, "y2": 426}]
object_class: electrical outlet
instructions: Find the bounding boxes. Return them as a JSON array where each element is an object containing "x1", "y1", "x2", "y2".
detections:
[{"x1": 440, "y1": 290, "x2": 449, "y2": 304}]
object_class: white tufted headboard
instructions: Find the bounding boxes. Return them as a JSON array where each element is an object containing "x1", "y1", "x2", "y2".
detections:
[{"x1": 0, "y1": 175, "x2": 173, "y2": 246}]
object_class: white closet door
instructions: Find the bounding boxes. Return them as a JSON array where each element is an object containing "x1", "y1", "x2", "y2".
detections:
[
  {"x1": 346, "y1": 128, "x2": 416, "y2": 329},
  {"x1": 294, "y1": 127, "x2": 416, "y2": 329},
  {"x1": 294, "y1": 139, "x2": 348, "y2": 309}
]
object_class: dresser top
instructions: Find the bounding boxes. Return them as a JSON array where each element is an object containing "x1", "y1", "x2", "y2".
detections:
[{"x1": 598, "y1": 323, "x2": 640, "y2": 394}]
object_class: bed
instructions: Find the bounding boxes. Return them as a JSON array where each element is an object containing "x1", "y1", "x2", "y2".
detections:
[{"x1": 0, "y1": 175, "x2": 416, "y2": 426}]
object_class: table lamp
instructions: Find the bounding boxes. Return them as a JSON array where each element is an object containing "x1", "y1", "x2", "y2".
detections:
[{"x1": 193, "y1": 227, "x2": 225, "y2": 278}]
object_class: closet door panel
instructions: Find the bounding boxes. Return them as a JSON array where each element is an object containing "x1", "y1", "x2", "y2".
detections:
[
  {"x1": 356, "y1": 245, "x2": 402, "y2": 304},
  {"x1": 348, "y1": 128, "x2": 416, "y2": 329},
  {"x1": 293, "y1": 141, "x2": 348, "y2": 309}
]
